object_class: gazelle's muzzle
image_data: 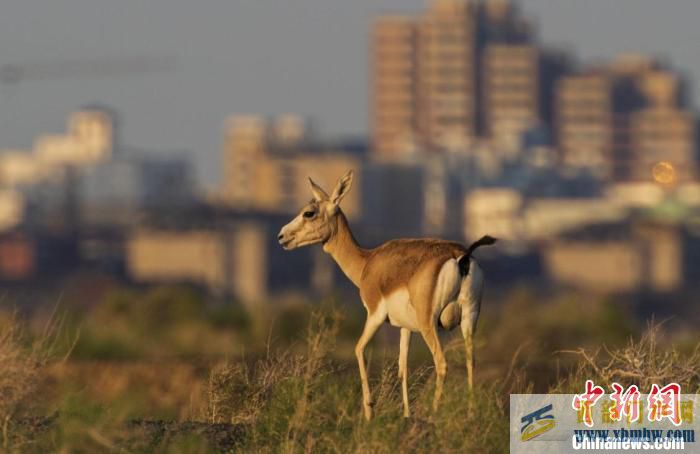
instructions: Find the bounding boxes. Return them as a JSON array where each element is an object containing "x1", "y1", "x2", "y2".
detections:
[
  {"x1": 277, "y1": 229, "x2": 293, "y2": 250},
  {"x1": 278, "y1": 218, "x2": 302, "y2": 250}
]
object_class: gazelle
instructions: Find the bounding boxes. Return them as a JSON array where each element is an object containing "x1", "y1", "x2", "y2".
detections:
[{"x1": 277, "y1": 170, "x2": 496, "y2": 420}]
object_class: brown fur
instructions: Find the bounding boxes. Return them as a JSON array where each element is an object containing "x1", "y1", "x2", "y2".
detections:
[
  {"x1": 360, "y1": 238, "x2": 467, "y2": 314},
  {"x1": 324, "y1": 212, "x2": 467, "y2": 315}
]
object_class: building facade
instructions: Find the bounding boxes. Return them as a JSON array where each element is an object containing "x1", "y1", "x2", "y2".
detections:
[
  {"x1": 371, "y1": 16, "x2": 419, "y2": 159},
  {"x1": 556, "y1": 57, "x2": 697, "y2": 182},
  {"x1": 126, "y1": 217, "x2": 347, "y2": 305},
  {"x1": 221, "y1": 115, "x2": 362, "y2": 219},
  {"x1": 555, "y1": 72, "x2": 617, "y2": 176},
  {"x1": 372, "y1": 0, "x2": 539, "y2": 160},
  {"x1": 628, "y1": 70, "x2": 696, "y2": 183},
  {"x1": 415, "y1": 0, "x2": 478, "y2": 153},
  {"x1": 482, "y1": 44, "x2": 539, "y2": 151}
]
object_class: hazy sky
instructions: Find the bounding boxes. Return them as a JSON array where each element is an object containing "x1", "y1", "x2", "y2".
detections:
[{"x1": 1, "y1": 0, "x2": 699, "y2": 187}]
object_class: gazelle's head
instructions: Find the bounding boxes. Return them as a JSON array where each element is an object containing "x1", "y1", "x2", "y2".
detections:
[{"x1": 277, "y1": 170, "x2": 354, "y2": 250}]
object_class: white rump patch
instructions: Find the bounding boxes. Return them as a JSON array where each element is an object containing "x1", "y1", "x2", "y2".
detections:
[{"x1": 433, "y1": 259, "x2": 461, "y2": 312}]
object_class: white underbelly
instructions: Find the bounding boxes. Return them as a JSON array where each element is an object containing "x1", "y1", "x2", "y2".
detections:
[{"x1": 383, "y1": 288, "x2": 420, "y2": 332}]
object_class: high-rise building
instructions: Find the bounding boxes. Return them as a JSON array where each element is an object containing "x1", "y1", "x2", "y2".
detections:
[
  {"x1": 371, "y1": 0, "x2": 537, "y2": 160},
  {"x1": 482, "y1": 44, "x2": 539, "y2": 150},
  {"x1": 221, "y1": 115, "x2": 362, "y2": 218},
  {"x1": 222, "y1": 115, "x2": 268, "y2": 207},
  {"x1": 628, "y1": 70, "x2": 696, "y2": 183},
  {"x1": 555, "y1": 72, "x2": 617, "y2": 176},
  {"x1": 415, "y1": 0, "x2": 478, "y2": 153},
  {"x1": 478, "y1": 0, "x2": 531, "y2": 44},
  {"x1": 372, "y1": 2, "x2": 698, "y2": 182},
  {"x1": 555, "y1": 56, "x2": 697, "y2": 182},
  {"x1": 371, "y1": 16, "x2": 418, "y2": 159}
]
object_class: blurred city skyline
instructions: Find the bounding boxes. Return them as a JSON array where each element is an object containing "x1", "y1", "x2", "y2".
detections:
[{"x1": 1, "y1": 0, "x2": 699, "y2": 186}]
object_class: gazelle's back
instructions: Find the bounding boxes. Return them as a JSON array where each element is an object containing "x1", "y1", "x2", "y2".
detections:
[{"x1": 359, "y1": 238, "x2": 468, "y2": 311}]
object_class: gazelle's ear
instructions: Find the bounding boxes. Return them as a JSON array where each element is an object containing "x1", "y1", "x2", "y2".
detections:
[
  {"x1": 308, "y1": 177, "x2": 329, "y2": 202},
  {"x1": 330, "y1": 170, "x2": 353, "y2": 207}
]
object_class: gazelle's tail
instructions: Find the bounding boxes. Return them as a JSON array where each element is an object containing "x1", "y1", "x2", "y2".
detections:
[
  {"x1": 458, "y1": 235, "x2": 497, "y2": 276},
  {"x1": 466, "y1": 235, "x2": 497, "y2": 255}
]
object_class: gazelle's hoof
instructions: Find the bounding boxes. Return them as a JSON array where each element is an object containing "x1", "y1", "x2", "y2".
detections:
[{"x1": 363, "y1": 406, "x2": 373, "y2": 421}]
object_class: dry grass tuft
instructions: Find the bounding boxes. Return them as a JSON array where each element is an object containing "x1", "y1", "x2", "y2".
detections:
[
  {"x1": 207, "y1": 309, "x2": 341, "y2": 430},
  {"x1": 556, "y1": 322, "x2": 700, "y2": 393},
  {"x1": 0, "y1": 311, "x2": 68, "y2": 450},
  {"x1": 207, "y1": 361, "x2": 251, "y2": 424}
]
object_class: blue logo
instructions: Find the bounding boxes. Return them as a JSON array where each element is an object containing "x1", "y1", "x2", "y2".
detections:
[{"x1": 521, "y1": 404, "x2": 556, "y2": 441}]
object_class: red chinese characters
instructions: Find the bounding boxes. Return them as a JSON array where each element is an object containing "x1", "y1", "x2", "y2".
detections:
[
  {"x1": 572, "y1": 380, "x2": 605, "y2": 427},
  {"x1": 609, "y1": 383, "x2": 641, "y2": 423},
  {"x1": 648, "y1": 383, "x2": 682, "y2": 426},
  {"x1": 572, "y1": 381, "x2": 683, "y2": 426}
]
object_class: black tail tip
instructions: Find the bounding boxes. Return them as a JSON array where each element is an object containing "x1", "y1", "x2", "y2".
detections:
[
  {"x1": 479, "y1": 235, "x2": 497, "y2": 245},
  {"x1": 467, "y1": 235, "x2": 498, "y2": 254}
]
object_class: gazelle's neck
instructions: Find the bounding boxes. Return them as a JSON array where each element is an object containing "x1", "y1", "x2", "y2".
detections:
[{"x1": 323, "y1": 211, "x2": 367, "y2": 287}]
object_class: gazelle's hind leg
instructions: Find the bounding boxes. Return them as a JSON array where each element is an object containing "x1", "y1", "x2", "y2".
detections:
[
  {"x1": 412, "y1": 259, "x2": 461, "y2": 412},
  {"x1": 420, "y1": 325, "x2": 447, "y2": 411},
  {"x1": 461, "y1": 311, "x2": 477, "y2": 391},
  {"x1": 458, "y1": 261, "x2": 484, "y2": 391},
  {"x1": 398, "y1": 328, "x2": 411, "y2": 417}
]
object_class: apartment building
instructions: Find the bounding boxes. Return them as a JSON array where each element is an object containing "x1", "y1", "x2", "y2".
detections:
[
  {"x1": 373, "y1": 0, "x2": 539, "y2": 159},
  {"x1": 628, "y1": 70, "x2": 697, "y2": 183},
  {"x1": 555, "y1": 72, "x2": 618, "y2": 176},
  {"x1": 222, "y1": 115, "x2": 269, "y2": 207},
  {"x1": 415, "y1": 0, "x2": 478, "y2": 153},
  {"x1": 221, "y1": 115, "x2": 362, "y2": 219},
  {"x1": 371, "y1": 15, "x2": 418, "y2": 159},
  {"x1": 482, "y1": 44, "x2": 539, "y2": 151},
  {"x1": 556, "y1": 56, "x2": 697, "y2": 182}
]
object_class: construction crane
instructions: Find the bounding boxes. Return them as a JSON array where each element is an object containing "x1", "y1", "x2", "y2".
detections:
[
  {"x1": 0, "y1": 55, "x2": 176, "y2": 86},
  {"x1": 0, "y1": 54, "x2": 177, "y2": 150}
]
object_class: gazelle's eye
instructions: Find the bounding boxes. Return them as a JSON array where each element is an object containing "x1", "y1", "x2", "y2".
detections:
[{"x1": 303, "y1": 211, "x2": 315, "y2": 219}]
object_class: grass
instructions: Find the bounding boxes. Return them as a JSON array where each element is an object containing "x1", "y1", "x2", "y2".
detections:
[
  {"x1": 1, "y1": 285, "x2": 699, "y2": 452},
  {"x1": 0, "y1": 309, "x2": 70, "y2": 451},
  {"x1": 554, "y1": 322, "x2": 700, "y2": 394},
  {"x1": 205, "y1": 309, "x2": 511, "y2": 452}
]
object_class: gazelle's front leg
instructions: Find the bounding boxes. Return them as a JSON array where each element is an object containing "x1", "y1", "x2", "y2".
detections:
[
  {"x1": 355, "y1": 307, "x2": 385, "y2": 421},
  {"x1": 398, "y1": 328, "x2": 411, "y2": 417}
]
